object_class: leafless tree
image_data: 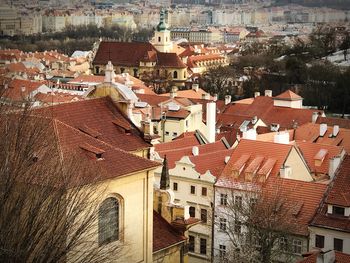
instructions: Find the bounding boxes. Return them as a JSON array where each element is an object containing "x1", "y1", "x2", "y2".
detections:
[
  {"x1": 140, "y1": 67, "x2": 173, "y2": 94},
  {"x1": 214, "y1": 182, "x2": 298, "y2": 263},
  {"x1": 202, "y1": 66, "x2": 236, "y2": 99},
  {"x1": 0, "y1": 93, "x2": 123, "y2": 262}
]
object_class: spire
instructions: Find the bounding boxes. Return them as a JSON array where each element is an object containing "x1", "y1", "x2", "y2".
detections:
[
  {"x1": 160, "y1": 155, "x2": 170, "y2": 190},
  {"x1": 156, "y1": 9, "x2": 168, "y2": 32}
]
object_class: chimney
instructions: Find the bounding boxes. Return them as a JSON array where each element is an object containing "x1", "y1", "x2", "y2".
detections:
[
  {"x1": 21, "y1": 86, "x2": 26, "y2": 93},
  {"x1": 225, "y1": 95, "x2": 231, "y2": 105},
  {"x1": 312, "y1": 112, "x2": 319, "y2": 123},
  {"x1": 213, "y1": 94, "x2": 218, "y2": 101},
  {"x1": 192, "y1": 83, "x2": 199, "y2": 92},
  {"x1": 329, "y1": 156, "x2": 341, "y2": 178},
  {"x1": 273, "y1": 131, "x2": 290, "y2": 144},
  {"x1": 206, "y1": 102, "x2": 216, "y2": 143},
  {"x1": 170, "y1": 91, "x2": 176, "y2": 98},
  {"x1": 104, "y1": 61, "x2": 116, "y2": 83},
  {"x1": 192, "y1": 146, "x2": 199, "y2": 156},
  {"x1": 316, "y1": 250, "x2": 335, "y2": 263},
  {"x1": 333, "y1": 125, "x2": 339, "y2": 137},
  {"x1": 202, "y1": 93, "x2": 210, "y2": 100},
  {"x1": 320, "y1": 123, "x2": 327, "y2": 137},
  {"x1": 265, "y1": 90, "x2": 272, "y2": 97},
  {"x1": 254, "y1": 91, "x2": 260, "y2": 98}
]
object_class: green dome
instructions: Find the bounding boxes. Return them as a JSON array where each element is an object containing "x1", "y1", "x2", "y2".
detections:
[{"x1": 156, "y1": 10, "x2": 168, "y2": 32}]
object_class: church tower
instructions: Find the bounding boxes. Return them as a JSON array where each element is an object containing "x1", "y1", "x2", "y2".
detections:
[{"x1": 153, "y1": 10, "x2": 173, "y2": 53}]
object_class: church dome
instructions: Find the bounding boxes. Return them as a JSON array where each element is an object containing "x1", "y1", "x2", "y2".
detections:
[{"x1": 156, "y1": 10, "x2": 168, "y2": 32}]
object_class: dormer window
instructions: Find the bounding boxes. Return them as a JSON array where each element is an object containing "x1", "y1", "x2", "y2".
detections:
[{"x1": 332, "y1": 206, "x2": 345, "y2": 216}]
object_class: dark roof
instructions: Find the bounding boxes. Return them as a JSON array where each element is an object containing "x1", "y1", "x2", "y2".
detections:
[
  {"x1": 316, "y1": 116, "x2": 350, "y2": 129},
  {"x1": 153, "y1": 211, "x2": 186, "y2": 253},
  {"x1": 93, "y1": 41, "x2": 186, "y2": 69},
  {"x1": 93, "y1": 41, "x2": 157, "y2": 67}
]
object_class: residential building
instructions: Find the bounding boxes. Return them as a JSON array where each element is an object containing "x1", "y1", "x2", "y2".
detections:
[
  {"x1": 214, "y1": 139, "x2": 327, "y2": 262},
  {"x1": 309, "y1": 155, "x2": 350, "y2": 254},
  {"x1": 154, "y1": 138, "x2": 232, "y2": 263}
]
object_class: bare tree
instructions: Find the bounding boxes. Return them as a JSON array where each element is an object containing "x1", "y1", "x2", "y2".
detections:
[
  {"x1": 140, "y1": 67, "x2": 173, "y2": 94},
  {"x1": 0, "y1": 96, "x2": 123, "y2": 262},
  {"x1": 202, "y1": 66, "x2": 236, "y2": 99},
  {"x1": 214, "y1": 182, "x2": 298, "y2": 263}
]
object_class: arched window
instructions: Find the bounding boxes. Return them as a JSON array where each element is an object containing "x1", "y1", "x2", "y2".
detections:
[
  {"x1": 189, "y1": 206, "x2": 195, "y2": 217},
  {"x1": 173, "y1": 71, "x2": 178, "y2": 79},
  {"x1": 99, "y1": 197, "x2": 119, "y2": 246}
]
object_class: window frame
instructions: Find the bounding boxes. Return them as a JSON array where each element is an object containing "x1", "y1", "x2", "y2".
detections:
[
  {"x1": 219, "y1": 218, "x2": 227, "y2": 231},
  {"x1": 190, "y1": 185, "x2": 196, "y2": 195},
  {"x1": 334, "y1": 238, "x2": 343, "y2": 252},
  {"x1": 201, "y1": 208, "x2": 207, "y2": 223},
  {"x1": 315, "y1": 234, "x2": 325, "y2": 249},
  {"x1": 98, "y1": 197, "x2": 121, "y2": 246},
  {"x1": 189, "y1": 206, "x2": 196, "y2": 218},
  {"x1": 200, "y1": 238, "x2": 207, "y2": 255},
  {"x1": 220, "y1": 193, "x2": 228, "y2": 206},
  {"x1": 332, "y1": 206, "x2": 345, "y2": 216},
  {"x1": 173, "y1": 182, "x2": 178, "y2": 191},
  {"x1": 292, "y1": 239, "x2": 302, "y2": 255},
  {"x1": 188, "y1": 235, "x2": 195, "y2": 252},
  {"x1": 201, "y1": 187, "x2": 207, "y2": 196}
]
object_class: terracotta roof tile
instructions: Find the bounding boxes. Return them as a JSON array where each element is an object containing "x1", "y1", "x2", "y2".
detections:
[
  {"x1": 316, "y1": 116, "x2": 350, "y2": 129},
  {"x1": 299, "y1": 250, "x2": 350, "y2": 263},
  {"x1": 153, "y1": 210, "x2": 186, "y2": 253},
  {"x1": 296, "y1": 141, "x2": 345, "y2": 176},
  {"x1": 33, "y1": 97, "x2": 150, "y2": 152},
  {"x1": 274, "y1": 89, "x2": 302, "y2": 100}
]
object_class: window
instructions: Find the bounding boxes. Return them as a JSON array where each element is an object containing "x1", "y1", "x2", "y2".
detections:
[
  {"x1": 158, "y1": 36, "x2": 161, "y2": 42},
  {"x1": 95, "y1": 66, "x2": 100, "y2": 74},
  {"x1": 201, "y1": 187, "x2": 207, "y2": 196},
  {"x1": 189, "y1": 206, "x2": 196, "y2": 217},
  {"x1": 219, "y1": 245, "x2": 226, "y2": 259},
  {"x1": 120, "y1": 67, "x2": 125, "y2": 73},
  {"x1": 165, "y1": 131, "x2": 169, "y2": 136},
  {"x1": 219, "y1": 218, "x2": 227, "y2": 231},
  {"x1": 133, "y1": 68, "x2": 138, "y2": 77},
  {"x1": 315, "y1": 235, "x2": 325, "y2": 248},
  {"x1": 334, "y1": 238, "x2": 343, "y2": 252},
  {"x1": 173, "y1": 71, "x2": 178, "y2": 79},
  {"x1": 333, "y1": 206, "x2": 345, "y2": 216},
  {"x1": 292, "y1": 239, "x2": 302, "y2": 254},
  {"x1": 172, "y1": 132, "x2": 178, "y2": 137},
  {"x1": 279, "y1": 237, "x2": 288, "y2": 252},
  {"x1": 188, "y1": 235, "x2": 195, "y2": 252},
  {"x1": 200, "y1": 238, "x2": 207, "y2": 255},
  {"x1": 234, "y1": 220, "x2": 241, "y2": 234},
  {"x1": 201, "y1": 209, "x2": 207, "y2": 223},
  {"x1": 190, "y1": 185, "x2": 196, "y2": 195},
  {"x1": 173, "y1": 182, "x2": 178, "y2": 191},
  {"x1": 98, "y1": 197, "x2": 119, "y2": 246},
  {"x1": 235, "y1": 195, "x2": 242, "y2": 208},
  {"x1": 220, "y1": 194, "x2": 228, "y2": 206}
]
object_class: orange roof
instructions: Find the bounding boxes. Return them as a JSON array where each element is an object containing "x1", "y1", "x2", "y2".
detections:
[
  {"x1": 274, "y1": 90, "x2": 302, "y2": 100},
  {"x1": 294, "y1": 123, "x2": 350, "y2": 153},
  {"x1": 218, "y1": 139, "x2": 293, "y2": 187},
  {"x1": 3, "y1": 79, "x2": 46, "y2": 101},
  {"x1": 296, "y1": 141, "x2": 344, "y2": 176},
  {"x1": 34, "y1": 92, "x2": 83, "y2": 105},
  {"x1": 161, "y1": 88, "x2": 212, "y2": 100}
]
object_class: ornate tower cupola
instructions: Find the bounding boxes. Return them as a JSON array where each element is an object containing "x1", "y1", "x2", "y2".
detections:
[{"x1": 154, "y1": 9, "x2": 172, "y2": 53}]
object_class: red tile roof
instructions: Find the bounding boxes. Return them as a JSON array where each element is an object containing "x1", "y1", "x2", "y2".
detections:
[
  {"x1": 137, "y1": 94, "x2": 169, "y2": 107},
  {"x1": 3, "y1": 79, "x2": 46, "y2": 101},
  {"x1": 156, "y1": 140, "x2": 229, "y2": 170},
  {"x1": 294, "y1": 123, "x2": 350, "y2": 153},
  {"x1": 33, "y1": 97, "x2": 151, "y2": 152},
  {"x1": 223, "y1": 96, "x2": 323, "y2": 130},
  {"x1": 296, "y1": 141, "x2": 345, "y2": 176},
  {"x1": 316, "y1": 117, "x2": 350, "y2": 129},
  {"x1": 54, "y1": 119, "x2": 160, "y2": 185},
  {"x1": 299, "y1": 250, "x2": 350, "y2": 263},
  {"x1": 93, "y1": 41, "x2": 186, "y2": 68},
  {"x1": 311, "y1": 155, "x2": 350, "y2": 232},
  {"x1": 218, "y1": 139, "x2": 293, "y2": 187},
  {"x1": 93, "y1": 41, "x2": 157, "y2": 67},
  {"x1": 153, "y1": 210, "x2": 186, "y2": 253},
  {"x1": 161, "y1": 88, "x2": 212, "y2": 100},
  {"x1": 154, "y1": 134, "x2": 202, "y2": 154}
]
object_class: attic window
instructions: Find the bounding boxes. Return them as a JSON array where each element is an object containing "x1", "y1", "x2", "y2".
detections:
[
  {"x1": 112, "y1": 119, "x2": 132, "y2": 134},
  {"x1": 79, "y1": 143, "x2": 105, "y2": 160},
  {"x1": 332, "y1": 206, "x2": 345, "y2": 216},
  {"x1": 78, "y1": 125, "x2": 101, "y2": 138}
]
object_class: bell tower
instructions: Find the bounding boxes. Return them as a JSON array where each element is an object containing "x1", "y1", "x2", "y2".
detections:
[{"x1": 153, "y1": 10, "x2": 172, "y2": 53}]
